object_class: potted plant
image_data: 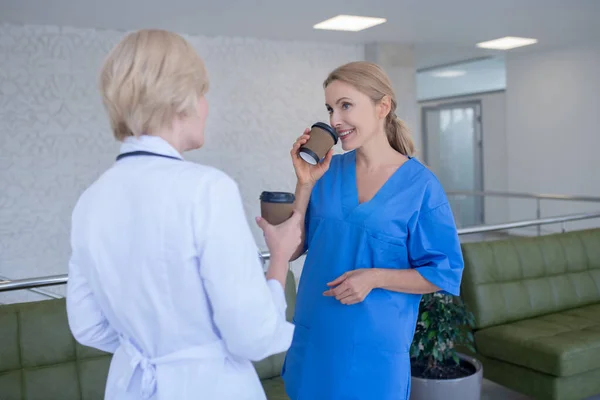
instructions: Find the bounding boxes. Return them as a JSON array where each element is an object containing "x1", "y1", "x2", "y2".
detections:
[{"x1": 409, "y1": 292, "x2": 483, "y2": 400}]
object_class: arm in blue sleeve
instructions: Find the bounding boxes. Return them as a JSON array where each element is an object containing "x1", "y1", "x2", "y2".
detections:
[
  {"x1": 408, "y1": 203, "x2": 464, "y2": 296},
  {"x1": 302, "y1": 199, "x2": 311, "y2": 254}
]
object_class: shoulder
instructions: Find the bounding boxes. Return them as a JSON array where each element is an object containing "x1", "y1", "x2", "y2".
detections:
[
  {"x1": 180, "y1": 161, "x2": 241, "y2": 198},
  {"x1": 406, "y1": 158, "x2": 451, "y2": 214}
]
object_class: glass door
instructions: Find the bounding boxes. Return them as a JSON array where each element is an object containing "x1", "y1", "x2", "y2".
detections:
[{"x1": 422, "y1": 101, "x2": 484, "y2": 227}]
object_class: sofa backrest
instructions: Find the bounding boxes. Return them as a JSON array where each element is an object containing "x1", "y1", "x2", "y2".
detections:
[
  {"x1": 460, "y1": 228, "x2": 600, "y2": 330},
  {"x1": 0, "y1": 270, "x2": 296, "y2": 399},
  {"x1": 0, "y1": 297, "x2": 112, "y2": 400}
]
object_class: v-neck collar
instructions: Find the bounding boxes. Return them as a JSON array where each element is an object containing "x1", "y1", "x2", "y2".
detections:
[{"x1": 341, "y1": 150, "x2": 415, "y2": 223}]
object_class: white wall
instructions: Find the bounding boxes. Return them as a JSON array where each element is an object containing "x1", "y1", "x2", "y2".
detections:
[
  {"x1": 506, "y1": 42, "x2": 600, "y2": 234},
  {"x1": 419, "y1": 91, "x2": 509, "y2": 226},
  {"x1": 417, "y1": 57, "x2": 506, "y2": 102},
  {"x1": 0, "y1": 23, "x2": 363, "y2": 303}
]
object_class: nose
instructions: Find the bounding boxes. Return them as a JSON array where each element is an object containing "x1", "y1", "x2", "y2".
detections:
[{"x1": 330, "y1": 112, "x2": 342, "y2": 130}]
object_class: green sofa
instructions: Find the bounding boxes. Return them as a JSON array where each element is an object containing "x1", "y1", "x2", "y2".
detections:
[
  {"x1": 0, "y1": 271, "x2": 295, "y2": 400},
  {"x1": 460, "y1": 228, "x2": 600, "y2": 400}
]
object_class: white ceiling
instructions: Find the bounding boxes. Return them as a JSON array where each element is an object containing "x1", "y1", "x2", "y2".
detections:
[{"x1": 1, "y1": 0, "x2": 600, "y2": 68}]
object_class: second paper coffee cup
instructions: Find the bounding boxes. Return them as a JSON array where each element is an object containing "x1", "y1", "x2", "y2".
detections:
[
  {"x1": 298, "y1": 122, "x2": 338, "y2": 165},
  {"x1": 260, "y1": 191, "x2": 295, "y2": 225}
]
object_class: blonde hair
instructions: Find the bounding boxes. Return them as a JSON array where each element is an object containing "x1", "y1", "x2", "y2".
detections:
[
  {"x1": 99, "y1": 29, "x2": 209, "y2": 141},
  {"x1": 323, "y1": 61, "x2": 415, "y2": 156}
]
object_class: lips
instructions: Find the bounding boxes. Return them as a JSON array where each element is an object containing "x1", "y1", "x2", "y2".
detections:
[{"x1": 337, "y1": 129, "x2": 354, "y2": 140}]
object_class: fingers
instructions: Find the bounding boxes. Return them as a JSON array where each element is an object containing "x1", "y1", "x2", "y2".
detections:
[
  {"x1": 321, "y1": 148, "x2": 334, "y2": 169},
  {"x1": 255, "y1": 216, "x2": 273, "y2": 233},
  {"x1": 323, "y1": 285, "x2": 360, "y2": 304},
  {"x1": 327, "y1": 272, "x2": 347, "y2": 287},
  {"x1": 296, "y1": 130, "x2": 310, "y2": 143},
  {"x1": 291, "y1": 135, "x2": 310, "y2": 151},
  {"x1": 291, "y1": 130, "x2": 311, "y2": 149},
  {"x1": 341, "y1": 296, "x2": 362, "y2": 305},
  {"x1": 334, "y1": 287, "x2": 353, "y2": 301},
  {"x1": 323, "y1": 280, "x2": 349, "y2": 298},
  {"x1": 323, "y1": 284, "x2": 349, "y2": 298}
]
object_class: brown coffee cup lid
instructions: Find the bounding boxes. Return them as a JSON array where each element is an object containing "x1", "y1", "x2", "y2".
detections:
[{"x1": 311, "y1": 122, "x2": 338, "y2": 145}]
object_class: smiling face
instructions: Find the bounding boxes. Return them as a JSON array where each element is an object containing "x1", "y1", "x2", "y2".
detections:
[{"x1": 325, "y1": 79, "x2": 388, "y2": 152}]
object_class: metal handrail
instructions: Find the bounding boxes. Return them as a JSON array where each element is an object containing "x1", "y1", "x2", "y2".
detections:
[
  {"x1": 457, "y1": 211, "x2": 600, "y2": 234},
  {"x1": 446, "y1": 190, "x2": 600, "y2": 203},
  {"x1": 445, "y1": 189, "x2": 600, "y2": 235},
  {"x1": 0, "y1": 275, "x2": 63, "y2": 299},
  {"x1": 0, "y1": 275, "x2": 68, "y2": 293},
  {"x1": 2, "y1": 211, "x2": 599, "y2": 294}
]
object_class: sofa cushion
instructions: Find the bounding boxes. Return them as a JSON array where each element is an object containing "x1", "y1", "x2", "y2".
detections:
[
  {"x1": 461, "y1": 228, "x2": 600, "y2": 329},
  {"x1": 475, "y1": 304, "x2": 600, "y2": 377}
]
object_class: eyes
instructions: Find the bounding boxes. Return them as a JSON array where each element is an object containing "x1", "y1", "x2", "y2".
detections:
[{"x1": 326, "y1": 102, "x2": 352, "y2": 115}]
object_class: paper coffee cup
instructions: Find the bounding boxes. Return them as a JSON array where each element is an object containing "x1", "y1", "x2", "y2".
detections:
[
  {"x1": 298, "y1": 122, "x2": 338, "y2": 165},
  {"x1": 260, "y1": 191, "x2": 295, "y2": 225}
]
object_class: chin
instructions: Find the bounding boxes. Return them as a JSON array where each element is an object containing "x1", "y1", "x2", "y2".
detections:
[{"x1": 340, "y1": 138, "x2": 359, "y2": 152}]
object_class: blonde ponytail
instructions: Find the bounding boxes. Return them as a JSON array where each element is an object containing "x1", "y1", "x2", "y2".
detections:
[{"x1": 385, "y1": 111, "x2": 415, "y2": 157}]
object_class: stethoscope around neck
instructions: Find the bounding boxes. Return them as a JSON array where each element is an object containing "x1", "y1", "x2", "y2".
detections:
[{"x1": 116, "y1": 151, "x2": 182, "y2": 162}]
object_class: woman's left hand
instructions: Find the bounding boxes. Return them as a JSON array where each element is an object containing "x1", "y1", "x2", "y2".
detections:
[{"x1": 323, "y1": 269, "x2": 378, "y2": 305}]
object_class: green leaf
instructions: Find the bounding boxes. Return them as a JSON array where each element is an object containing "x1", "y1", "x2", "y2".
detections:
[{"x1": 413, "y1": 293, "x2": 476, "y2": 366}]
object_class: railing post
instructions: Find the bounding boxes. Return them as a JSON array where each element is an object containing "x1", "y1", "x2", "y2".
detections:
[{"x1": 536, "y1": 198, "x2": 541, "y2": 236}]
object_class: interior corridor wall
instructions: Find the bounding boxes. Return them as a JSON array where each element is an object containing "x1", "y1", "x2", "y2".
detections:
[
  {"x1": 505, "y1": 42, "x2": 600, "y2": 234},
  {"x1": 0, "y1": 23, "x2": 363, "y2": 303}
]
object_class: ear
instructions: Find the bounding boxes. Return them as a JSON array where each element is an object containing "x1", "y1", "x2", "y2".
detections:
[{"x1": 378, "y1": 96, "x2": 392, "y2": 119}]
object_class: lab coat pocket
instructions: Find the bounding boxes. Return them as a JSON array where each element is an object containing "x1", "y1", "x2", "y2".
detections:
[
  {"x1": 281, "y1": 322, "x2": 311, "y2": 399},
  {"x1": 366, "y1": 234, "x2": 408, "y2": 270},
  {"x1": 348, "y1": 344, "x2": 410, "y2": 400}
]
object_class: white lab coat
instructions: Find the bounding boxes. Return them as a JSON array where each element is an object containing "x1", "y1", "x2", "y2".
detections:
[{"x1": 66, "y1": 134, "x2": 294, "y2": 399}]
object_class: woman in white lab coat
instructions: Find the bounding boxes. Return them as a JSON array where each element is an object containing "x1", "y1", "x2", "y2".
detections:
[{"x1": 66, "y1": 29, "x2": 300, "y2": 400}]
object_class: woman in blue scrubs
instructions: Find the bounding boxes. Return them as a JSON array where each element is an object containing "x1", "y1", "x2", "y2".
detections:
[{"x1": 283, "y1": 61, "x2": 465, "y2": 400}]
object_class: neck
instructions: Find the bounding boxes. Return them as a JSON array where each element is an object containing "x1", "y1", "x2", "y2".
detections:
[
  {"x1": 151, "y1": 129, "x2": 186, "y2": 154},
  {"x1": 356, "y1": 130, "x2": 404, "y2": 169}
]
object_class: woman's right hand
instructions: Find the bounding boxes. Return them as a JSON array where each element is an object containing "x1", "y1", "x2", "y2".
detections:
[
  {"x1": 291, "y1": 128, "x2": 334, "y2": 186},
  {"x1": 256, "y1": 211, "x2": 303, "y2": 265}
]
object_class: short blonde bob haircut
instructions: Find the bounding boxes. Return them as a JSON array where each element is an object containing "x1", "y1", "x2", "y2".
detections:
[{"x1": 99, "y1": 29, "x2": 209, "y2": 141}]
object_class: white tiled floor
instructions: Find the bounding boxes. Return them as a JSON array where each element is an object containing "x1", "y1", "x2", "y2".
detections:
[{"x1": 482, "y1": 379, "x2": 600, "y2": 400}]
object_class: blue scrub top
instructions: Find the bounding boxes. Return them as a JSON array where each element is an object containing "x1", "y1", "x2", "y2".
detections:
[{"x1": 282, "y1": 150, "x2": 465, "y2": 400}]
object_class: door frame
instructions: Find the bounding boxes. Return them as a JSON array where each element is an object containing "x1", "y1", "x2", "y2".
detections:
[{"x1": 420, "y1": 100, "x2": 485, "y2": 225}]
